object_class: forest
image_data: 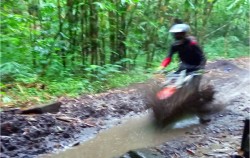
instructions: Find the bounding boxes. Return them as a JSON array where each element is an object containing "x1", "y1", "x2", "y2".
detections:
[{"x1": 0, "y1": 0, "x2": 249, "y2": 107}]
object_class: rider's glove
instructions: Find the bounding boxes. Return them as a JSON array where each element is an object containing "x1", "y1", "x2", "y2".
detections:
[
  {"x1": 155, "y1": 66, "x2": 165, "y2": 73},
  {"x1": 161, "y1": 57, "x2": 171, "y2": 67}
]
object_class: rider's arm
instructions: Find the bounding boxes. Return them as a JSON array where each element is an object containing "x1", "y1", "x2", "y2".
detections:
[{"x1": 161, "y1": 45, "x2": 176, "y2": 68}]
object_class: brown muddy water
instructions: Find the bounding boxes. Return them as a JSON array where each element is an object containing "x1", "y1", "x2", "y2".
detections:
[{"x1": 48, "y1": 111, "x2": 200, "y2": 158}]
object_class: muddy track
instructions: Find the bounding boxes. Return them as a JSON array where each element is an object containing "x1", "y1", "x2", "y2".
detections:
[
  {"x1": 0, "y1": 90, "x2": 147, "y2": 158},
  {"x1": 1, "y1": 58, "x2": 249, "y2": 158}
]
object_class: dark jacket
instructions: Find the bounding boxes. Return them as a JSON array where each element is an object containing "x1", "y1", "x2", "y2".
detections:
[{"x1": 167, "y1": 38, "x2": 206, "y2": 67}]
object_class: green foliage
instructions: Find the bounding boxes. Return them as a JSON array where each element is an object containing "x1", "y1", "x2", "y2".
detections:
[
  {"x1": 0, "y1": 0, "x2": 249, "y2": 108},
  {"x1": 204, "y1": 36, "x2": 249, "y2": 60},
  {"x1": 0, "y1": 62, "x2": 37, "y2": 83},
  {"x1": 84, "y1": 64, "x2": 121, "y2": 81},
  {"x1": 106, "y1": 69, "x2": 150, "y2": 89},
  {"x1": 0, "y1": 70, "x2": 150, "y2": 107}
]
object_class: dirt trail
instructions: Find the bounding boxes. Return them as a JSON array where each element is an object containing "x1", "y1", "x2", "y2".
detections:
[{"x1": 0, "y1": 57, "x2": 249, "y2": 158}]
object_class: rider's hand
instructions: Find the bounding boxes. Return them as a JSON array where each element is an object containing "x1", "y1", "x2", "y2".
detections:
[
  {"x1": 155, "y1": 66, "x2": 165, "y2": 73},
  {"x1": 157, "y1": 66, "x2": 164, "y2": 70}
]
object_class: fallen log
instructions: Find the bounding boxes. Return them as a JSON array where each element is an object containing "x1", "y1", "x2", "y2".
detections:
[{"x1": 21, "y1": 102, "x2": 62, "y2": 114}]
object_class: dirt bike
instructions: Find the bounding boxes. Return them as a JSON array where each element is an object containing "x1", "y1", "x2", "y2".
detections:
[
  {"x1": 151, "y1": 69, "x2": 204, "y2": 123},
  {"x1": 156, "y1": 69, "x2": 203, "y2": 100}
]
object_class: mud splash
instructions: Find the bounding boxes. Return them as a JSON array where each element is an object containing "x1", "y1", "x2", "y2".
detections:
[{"x1": 50, "y1": 112, "x2": 200, "y2": 158}]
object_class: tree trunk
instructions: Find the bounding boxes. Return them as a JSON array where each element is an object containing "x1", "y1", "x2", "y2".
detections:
[
  {"x1": 117, "y1": 3, "x2": 127, "y2": 68},
  {"x1": 71, "y1": 0, "x2": 79, "y2": 65},
  {"x1": 56, "y1": 0, "x2": 66, "y2": 68},
  {"x1": 89, "y1": 0, "x2": 99, "y2": 65},
  {"x1": 80, "y1": 2, "x2": 86, "y2": 66},
  {"x1": 100, "y1": 36, "x2": 106, "y2": 66},
  {"x1": 200, "y1": 0, "x2": 218, "y2": 44},
  {"x1": 194, "y1": 0, "x2": 198, "y2": 38},
  {"x1": 109, "y1": 6, "x2": 117, "y2": 64}
]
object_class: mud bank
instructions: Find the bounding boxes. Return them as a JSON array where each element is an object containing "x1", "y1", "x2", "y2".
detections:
[{"x1": 0, "y1": 88, "x2": 146, "y2": 158}]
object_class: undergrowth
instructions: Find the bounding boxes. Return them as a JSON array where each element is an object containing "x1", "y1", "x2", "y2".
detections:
[
  {"x1": 0, "y1": 68, "x2": 150, "y2": 109},
  {"x1": 1, "y1": 36, "x2": 249, "y2": 109},
  {"x1": 204, "y1": 36, "x2": 249, "y2": 60}
]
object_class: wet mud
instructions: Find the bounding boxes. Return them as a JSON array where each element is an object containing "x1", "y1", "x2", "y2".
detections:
[
  {"x1": 1, "y1": 57, "x2": 249, "y2": 158},
  {"x1": 0, "y1": 89, "x2": 146, "y2": 158}
]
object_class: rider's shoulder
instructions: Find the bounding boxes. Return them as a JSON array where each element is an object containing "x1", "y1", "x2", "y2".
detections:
[{"x1": 187, "y1": 36, "x2": 198, "y2": 45}]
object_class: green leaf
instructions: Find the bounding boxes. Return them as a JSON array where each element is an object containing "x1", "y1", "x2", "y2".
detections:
[
  {"x1": 93, "y1": 2, "x2": 105, "y2": 9},
  {"x1": 185, "y1": 0, "x2": 195, "y2": 9},
  {"x1": 227, "y1": 0, "x2": 241, "y2": 10},
  {"x1": 59, "y1": 32, "x2": 70, "y2": 39},
  {"x1": 120, "y1": 58, "x2": 133, "y2": 63},
  {"x1": 2, "y1": 96, "x2": 12, "y2": 103}
]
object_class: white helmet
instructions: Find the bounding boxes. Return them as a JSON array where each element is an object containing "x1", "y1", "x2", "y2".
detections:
[{"x1": 169, "y1": 24, "x2": 190, "y2": 33}]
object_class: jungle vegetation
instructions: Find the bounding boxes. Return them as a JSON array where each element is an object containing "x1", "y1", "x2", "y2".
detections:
[{"x1": 0, "y1": 0, "x2": 249, "y2": 107}]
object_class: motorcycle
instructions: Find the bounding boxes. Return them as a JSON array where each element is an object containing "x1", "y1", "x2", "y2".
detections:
[
  {"x1": 149, "y1": 69, "x2": 204, "y2": 123},
  {"x1": 156, "y1": 70, "x2": 202, "y2": 100}
]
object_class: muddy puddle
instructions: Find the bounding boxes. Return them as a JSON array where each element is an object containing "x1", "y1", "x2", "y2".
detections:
[{"x1": 49, "y1": 111, "x2": 200, "y2": 158}]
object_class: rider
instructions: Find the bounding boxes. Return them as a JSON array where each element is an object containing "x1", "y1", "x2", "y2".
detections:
[
  {"x1": 158, "y1": 22, "x2": 212, "y2": 123},
  {"x1": 159, "y1": 22, "x2": 206, "y2": 73}
]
